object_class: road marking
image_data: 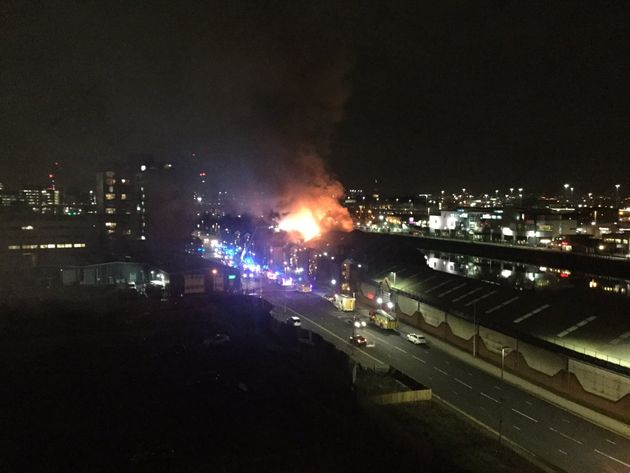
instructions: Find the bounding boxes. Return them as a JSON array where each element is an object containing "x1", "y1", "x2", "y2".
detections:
[
  {"x1": 512, "y1": 425, "x2": 521, "y2": 431},
  {"x1": 452, "y1": 287, "x2": 484, "y2": 303},
  {"x1": 393, "y1": 345, "x2": 407, "y2": 354},
  {"x1": 610, "y1": 330, "x2": 630, "y2": 345},
  {"x1": 605, "y1": 439, "x2": 617, "y2": 445},
  {"x1": 494, "y1": 385, "x2": 502, "y2": 391},
  {"x1": 453, "y1": 390, "x2": 459, "y2": 396},
  {"x1": 444, "y1": 360, "x2": 450, "y2": 365},
  {"x1": 464, "y1": 290, "x2": 498, "y2": 307},
  {"x1": 557, "y1": 315, "x2": 597, "y2": 338},
  {"x1": 438, "y1": 282, "x2": 467, "y2": 298},
  {"x1": 425, "y1": 280, "x2": 454, "y2": 294},
  {"x1": 434, "y1": 367, "x2": 448, "y2": 376},
  {"x1": 480, "y1": 392, "x2": 500, "y2": 403},
  {"x1": 594, "y1": 449, "x2": 630, "y2": 468},
  {"x1": 485, "y1": 296, "x2": 520, "y2": 314},
  {"x1": 511, "y1": 408, "x2": 539, "y2": 423},
  {"x1": 412, "y1": 355, "x2": 427, "y2": 364},
  {"x1": 549, "y1": 427, "x2": 583, "y2": 445},
  {"x1": 283, "y1": 306, "x2": 386, "y2": 366},
  {"x1": 562, "y1": 418, "x2": 571, "y2": 424},
  {"x1": 513, "y1": 304, "x2": 551, "y2": 324},
  {"x1": 525, "y1": 400, "x2": 533, "y2": 406},
  {"x1": 454, "y1": 377, "x2": 472, "y2": 389},
  {"x1": 558, "y1": 449, "x2": 567, "y2": 455}
]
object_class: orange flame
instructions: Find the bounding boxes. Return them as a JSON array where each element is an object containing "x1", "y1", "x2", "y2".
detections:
[
  {"x1": 278, "y1": 208, "x2": 321, "y2": 241},
  {"x1": 276, "y1": 153, "x2": 353, "y2": 242}
]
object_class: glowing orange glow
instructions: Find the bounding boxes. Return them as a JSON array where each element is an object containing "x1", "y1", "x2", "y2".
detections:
[
  {"x1": 275, "y1": 153, "x2": 353, "y2": 242},
  {"x1": 278, "y1": 197, "x2": 353, "y2": 242},
  {"x1": 278, "y1": 208, "x2": 321, "y2": 241}
]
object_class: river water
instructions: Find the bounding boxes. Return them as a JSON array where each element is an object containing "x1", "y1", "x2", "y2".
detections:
[{"x1": 422, "y1": 250, "x2": 630, "y2": 298}]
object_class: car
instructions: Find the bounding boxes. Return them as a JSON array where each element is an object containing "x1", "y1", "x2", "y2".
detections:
[
  {"x1": 296, "y1": 282, "x2": 312, "y2": 293},
  {"x1": 406, "y1": 333, "x2": 427, "y2": 345},
  {"x1": 287, "y1": 316, "x2": 301, "y2": 327},
  {"x1": 349, "y1": 335, "x2": 367, "y2": 346}
]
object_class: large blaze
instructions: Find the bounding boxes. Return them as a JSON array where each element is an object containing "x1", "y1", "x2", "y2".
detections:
[
  {"x1": 276, "y1": 157, "x2": 354, "y2": 242},
  {"x1": 278, "y1": 197, "x2": 353, "y2": 242},
  {"x1": 278, "y1": 208, "x2": 321, "y2": 241}
]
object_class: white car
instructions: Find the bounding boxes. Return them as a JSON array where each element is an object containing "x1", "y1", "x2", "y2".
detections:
[
  {"x1": 287, "y1": 316, "x2": 301, "y2": 327},
  {"x1": 406, "y1": 333, "x2": 427, "y2": 345}
]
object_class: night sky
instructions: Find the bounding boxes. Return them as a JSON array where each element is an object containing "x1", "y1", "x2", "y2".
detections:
[{"x1": 2, "y1": 1, "x2": 630, "y2": 195}]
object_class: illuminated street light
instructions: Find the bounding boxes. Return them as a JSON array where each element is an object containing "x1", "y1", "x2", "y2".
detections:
[
  {"x1": 386, "y1": 301, "x2": 394, "y2": 310},
  {"x1": 376, "y1": 297, "x2": 383, "y2": 305},
  {"x1": 331, "y1": 279, "x2": 336, "y2": 285}
]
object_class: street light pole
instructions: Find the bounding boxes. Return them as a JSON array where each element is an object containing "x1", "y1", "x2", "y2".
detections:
[
  {"x1": 499, "y1": 346, "x2": 511, "y2": 444},
  {"x1": 472, "y1": 302, "x2": 477, "y2": 358}
]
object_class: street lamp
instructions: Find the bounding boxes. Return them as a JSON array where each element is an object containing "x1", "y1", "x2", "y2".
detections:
[
  {"x1": 499, "y1": 346, "x2": 512, "y2": 444},
  {"x1": 615, "y1": 184, "x2": 621, "y2": 201},
  {"x1": 386, "y1": 301, "x2": 394, "y2": 310},
  {"x1": 376, "y1": 297, "x2": 383, "y2": 305}
]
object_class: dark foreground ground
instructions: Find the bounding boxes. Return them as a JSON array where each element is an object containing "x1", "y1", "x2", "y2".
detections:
[{"x1": 1, "y1": 292, "x2": 543, "y2": 472}]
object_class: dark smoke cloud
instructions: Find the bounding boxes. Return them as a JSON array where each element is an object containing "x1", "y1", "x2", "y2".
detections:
[{"x1": 1, "y1": 0, "x2": 366, "y2": 242}]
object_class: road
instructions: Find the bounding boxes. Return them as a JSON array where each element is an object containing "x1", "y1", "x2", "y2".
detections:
[{"x1": 260, "y1": 283, "x2": 630, "y2": 473}]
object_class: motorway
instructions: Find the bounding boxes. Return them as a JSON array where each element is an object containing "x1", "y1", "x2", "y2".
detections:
[{"x1": 259, "y1": 283, "x2": 630, "y2": 473}]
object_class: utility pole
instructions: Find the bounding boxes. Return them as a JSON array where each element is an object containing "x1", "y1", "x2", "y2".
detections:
[{"x1": 472, "y1": 302, "x2": 477, "y2": 358}]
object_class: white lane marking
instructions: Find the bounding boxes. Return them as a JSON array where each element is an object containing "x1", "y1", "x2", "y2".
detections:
[
  {"x1": 480, "y1": 392, "x2": 500, "y2": 403},
  {"x1": 393, "y1": 345, "x2": 407, "y2": 354},
  {"x1": 610, "y1": 330, "x2": 630, "y2": 345},
  {"x1": 512, "y1": 425, "x2": 521, "y2": 431},
  {"x1": 464, "y1": 290, "x2": 498, "y2": 307},
  {"x1": 562, "y1": 418, "x2": 571, "y2": 424},
  {"x1": 494, "y1": 385, "x2": 502, "y2": 391},
  {"x1": 284, "y1": 306, "x2": 385, "y2": 366},
  {"x1": 558, "y1": 449, "x2": 568, "y2": 455},
  {"x1": 513, "y1": 304, "x2": 551, "y2": 324},
  {"x1": 594, "y1": 449, "x2": 630, "y2": 468},
  {"x1": 412, "y1": 355, "x2": 427, "y2": 364},
  {"x1": 511, "y1": 408, "x2": 539, "y2": 423},
  {"x1": 525, "y1": 400, "x2": 533, "y2": 406},
  {"x1": 434, "y1": 367, "x2": 448, "y2": 376},
  {"x1": 605, "y1": 439, "x2": 617, "y2": 445},
  {"x1": 485, "y1": 296, "x2": 520, "y2": 314},
  {"x1": 549, "y1": 427, "x2": 583, "y2": 445},
  {"x1": 557, "y1": 315, "x2": 597, "y2": 338},
  {"x1": 454, "y1": 377, "x2": 472, "y2": 389},
  {"x1": 438, "y1": 282, "x2": 467, "y2": 298},
  {"x1": 452, "y1": 287, "x2": 484, "y2": 303}
]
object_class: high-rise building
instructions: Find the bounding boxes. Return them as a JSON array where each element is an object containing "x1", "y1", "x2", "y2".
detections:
[{"x1": 95, "y1": 171, "x2": 143, "y2": 239}]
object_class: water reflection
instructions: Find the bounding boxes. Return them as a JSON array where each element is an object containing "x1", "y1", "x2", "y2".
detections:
[{"x1": 423, "y1": 251, "x2": 630, "y2": 297}]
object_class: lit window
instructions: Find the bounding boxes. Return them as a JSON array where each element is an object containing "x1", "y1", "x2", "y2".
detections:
[
  {"x1": 20, "y1": 225, "x2": 34, "y2": 230},
  {"x1": 105, "y1": 222, "x2": 117, "y2": 228},
  {"x1": 8, "y1": 245, "x2": 20, "y2": 250},
  {"x1": 73, "y1": 243, "x2": 86, "y2": 248},
  {"x1": 105, "y1": 208, "x2": 116, "y2": 214},
  {"x1": 40, "y1": 244, "x2": 56, "y2": 249},
  {"x1": 121, "y1": 194, "x2": 127, "y2": 200},
  {"x1": 108, "y1": 186, "x2": 114, "y2": 192},
  {"x1": 57, "y1": 243, "x2": 72, "y2": 248},
  {"x1": 22, "y1": 244, "x2": 38, "y2": 249},
  {"x1": 105, "y1": 193, "x2": 116, "y2": 200}
]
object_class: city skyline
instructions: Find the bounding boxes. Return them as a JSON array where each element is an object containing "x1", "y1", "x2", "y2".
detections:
[{"x1": 3, "y1": 1, "x2": 630, "y2": 195}]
